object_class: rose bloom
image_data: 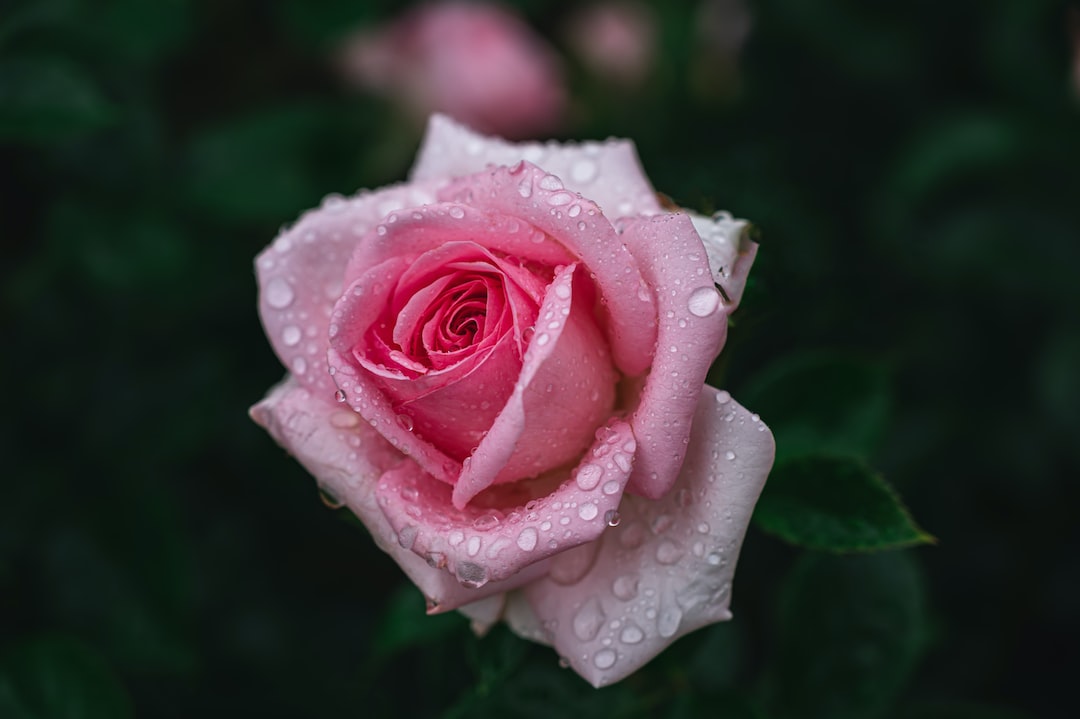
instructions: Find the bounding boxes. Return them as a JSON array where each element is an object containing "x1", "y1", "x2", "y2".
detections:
[
  {"x1": 339, "y1": 2, "x2": 566, "y2": 139},
  {"x1": 565, "y1": 1, "x2": 657, "y2": 88},
  {"x1": 251, "y1": 115, "x2": 774, "y2": 686}
]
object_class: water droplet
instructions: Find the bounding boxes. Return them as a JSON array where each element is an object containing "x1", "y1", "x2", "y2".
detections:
[
  {"x1": 612, "y1": 574, "x2": 639, "y2": 600},
  {"x1": 448, "y1": 530, "x2": 465, "y2": 546},
  {"x1": 697, "y1": 522, "x2": 710, "y2": 534},
  {"x1": 516, "y1": 526, "x2": 538, "y2": 551},
  {"x1": 578, "y1": 503, "x2": 599, "y2": 521},
  {"x1": 656, "y1": 540, "x2": 684, "y2": 564},
  {"x1": 568, "y1": 204, "x2": 582, "y2": 218},
  {"x1": 725, "y1": 450, "x2": 736, "y2": 461},
  {"x1": 517, "y1": 178, "x2": 533, "y2": 198},
  {"x1": 265, "y1": 278, "x2": 294, "y2": 309},
  {"x1": 715, "y1": 390, "x2": 731, "y2": 404},
  {"x1": 604, "y1": 510, "x2": 621, "y2": 527},
  {"x1": 536, "y1": 333, "x2": 550, "y2": 347},
  {"x1": 657, "y1": 605, "x2": 683, "y2": 638},
  {"x1": 548, "y1": 192, "x2": 573, "y2": 206},
  {"x1": 334, "y1": 389, "x2": 347, "y2": 403},
  {"x1": 538, "y1": 174, "x2": 563, "y2": 191},
  {"x1": 457, "y1": 561, "x2": 488, "y2": 589},
  {"x1": 554, "y1": 283, "x2": 571, "y2": 300},
  {"x1": 466, "y1": 536, "x2": 482, "y2": 556},
  {"x1": 576, "y1": 464, "x2": 602, "y2": 490},
  {"x1": 473, "y1": 514, "x2": 500, "y2": 531},
  {"x1": 282, "y1": 325, "x2": 302, "y2": 346},
  {"x1": 448, "y1": 206, "x2": 465, "y2": 219},
  {"x1": 593, "y1": 648, "x2": 617, "y2": 670},
  {"x1": 619, "y1": 623, "x2": 644, "y2": 644},
  {"x1": 601, "y1": 480, "x2": 621, "y2": 495},
  {"x1": 707, "y1": 552, "x2": 723, "y2": 566},
  {"x1": 397, "y1": 525, "x2": 418, "y2": 549},
  {"x1": 612, "y1": 453, "x2": 632, "y2": 474},
  {"x1": 651, "y1": 514, "x2": 674, "y2": 534},
  {"x1": 571, "y1": 159, "x2": 597, "y2": 183},
  {"x1": 573, "y1": 597, "x2": 605, "y2": 641},
  {"x1": 396, "y1": 414, "x2": 414, "y2": 432},
  {"x1": 687, "y1": 286, "x2": 721, "y2": 317},
  {"x1": 291, "y1": 356, "x2": 307, "y2": 374},
  {"x1": 558, "y1": 656, "x2": 570, "y2": 669}
]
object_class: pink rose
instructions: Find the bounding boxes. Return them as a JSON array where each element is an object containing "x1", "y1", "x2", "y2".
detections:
[
  {"x1": 338, "y1": 2, "x2": 566, "y2": 139},
  {"x1": 565, "y1": 2, "x2": 657, "y2": 88},
  {"x1": 250, "y1": 115, "x2": 774, "y2": 686}
]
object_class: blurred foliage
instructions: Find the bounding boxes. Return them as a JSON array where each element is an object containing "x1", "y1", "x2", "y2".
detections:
[{"x1": 2, "y1": 0, "x2": 1077, "y2": 717}]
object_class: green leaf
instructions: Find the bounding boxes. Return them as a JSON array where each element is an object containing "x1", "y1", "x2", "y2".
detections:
[
  {"x1": 738, "y1": 352, "x2": 890, "y2": 462},
  {"x1": 765, "y1": 552, "x2": 928, "y2": 719},
  {"x1": 0, "y1": 636, "x2": 134, "y2": 719},
  {"x1": 754, "y1": 455, "x2": 934, "y2": 552},
  {"x1": 370, "y1": 584, "x2": 466, "y2": 659},
  {"x1": 899, "y1": 703, "x2": 1036, "y2": 719},
  {"x1": 0, "y1": 57, "x2": 115, "y2": 142}
]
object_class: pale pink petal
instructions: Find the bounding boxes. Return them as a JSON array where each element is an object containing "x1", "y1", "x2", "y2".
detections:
[
  {"x1": 327, "y1": 262, "x2": 461, "y2": 485},
  {"x1": 343, "y1": 202, "x2": 575, "y2": 287},
  {"x1": 255, "y1": 183, "x2": 437, "y2": 399},
  {"x1": 411, "y1": 114, "x2": 663, "y2": 219},
  {"x1": 618, "y1": 213, "x2": 730, "y2": 499},
  {"x1": 519, "y1": 387, "x2": 774, "y2": 687},
  {"x1": 451, "y1": 264, "x2": 618, "y2": 508},
  {"x1": 501, "y1": 590, "x2": 551, "y2": 646},
  {"x1": 439, "y1": 161, "x2": 658, "y2": 378},
  {"x1": 375, "y1": 420, "x2": 636, "y2": 588},
  {"x1": 248, "y1": 377, "x2": 537, "y2": 613},
  {"x1": 688, "y1": 211, "x2": 760, "y2": 310}
]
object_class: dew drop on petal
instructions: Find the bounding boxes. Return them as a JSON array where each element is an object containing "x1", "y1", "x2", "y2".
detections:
[
  {"x1": 396, "y1": 414, "x2": 414, "y2": 432},
  {"x1": 554, "y1": 283, "x2": 571, "y2": 300},
  {"x1": 657, "y1": 606, "x2": 683, "y2": 638},
  {"x1": 282, "y1": 325, "x2": 302, "y2": 346},
  {"x1": 612, "y1": 574, "x2": 639, "y2": 600},
  {"x1": 593, "y1": 648, "x2": 617, "y2": 670},
  {"x1": 576, "y1": 464, "x2": 602, "y2": 490},
  {"x1": 579, "y1": 503, "x2": 599, "y2": 521},
  {"x1": 725, "y1": 450, "x2": 737, "y2": 461},
  {"x1": 334, "y1": 389, "x2": 347, "y2": 403},
  {"x1": 687, "y1": 285, "x2": 722, "y2": 317},
  {"x1": 601, "y1": 480, "x2": 621, "y2": 495},
  {"x1": 619, "y1": 623, "x2": 644, "y2": 645},
  {"x1": 449, "y1": 206, "x2": 465, "y2": 219},
  {"x1": 573, "y1": 597, "x2": 605, "y2": 641},
  {"x1": 265, "y1": 278, "x2": 294, "y2": 309},
  {"x1": 516, "y1": 526, "x2": 538, "y2": 551},
  {"x1": 715, "y1": 390, "x2": 731, "y2": 404},
  {"x1": 538, "y1": 174, "x2": 564, "y2": 191},
  {"x1": 604, "y1": 510, "x2": 621, "y2": 527}
]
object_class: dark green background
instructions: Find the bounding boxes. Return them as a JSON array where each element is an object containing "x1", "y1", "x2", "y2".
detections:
[{"x1": 3, "y1": 0, "x2": 1078, "y2": 717}]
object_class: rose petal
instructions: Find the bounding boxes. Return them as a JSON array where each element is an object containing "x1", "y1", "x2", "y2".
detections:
[
  {"x1": 328, "y1": 259, "x2": 461, "y2": 484},
  {"x1": 343, "y1": 202, "x2": 575, "y2": 288},
  {"x1": 248, "y1": 376, "x2": 538, "y2": 613},
  {"x1": 457, "y1": 594, "x2": 506, "y2": 637},
  {"x1": 452, "y1": 264, "x2": 618, "y2": 508},
  {"x1": 519, "y1": 387, "x2": 774, "y2": 687},
  {"x1": 256, "y1": 183, "x2": 437, "y2": 400},
  {"x1": 618, "y1": 213, "x2": 731, "y2": 499},
  {"x1": 439, "y1": 161, "x2": 658, "y2": 378},
  {"x1": 375, "y1": 419, "x2": 636, "y2": 588},
  {"x1": 411, "y1": 114, "x2": 663, "y2": 219},
  {"x1": 689, "y1": 211, "x2": 760, "y2": 310}
]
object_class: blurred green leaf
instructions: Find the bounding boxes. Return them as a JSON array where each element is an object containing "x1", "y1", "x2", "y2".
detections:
[
  {"x1": 0, "y1": 636, "x2": 133, "y2": 719},
  {"x1": 0, "y1": 57, "x2": 115, "y2": 141},
  {"x1": 754, "y1": 455, "x2": 933, "y2": 552},
  {"x1": 184, "y1": 105, "x2": 339, "y2": 223},
  {"x1": 371, "y1": 584, "x2": 466, "y2": 659},
  {"x1": 765, "y1": 552, "x2": 928, "y2": 719},
  {"x1": 739, "y1": 352, "x2": 890, "y2": 461}
]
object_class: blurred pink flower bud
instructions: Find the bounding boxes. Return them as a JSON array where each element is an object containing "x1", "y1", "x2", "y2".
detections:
[
  {"x1": 564, "y1": 2, "x2": 657, "y2": 88},
  {"x1": 339, "y1": 2, "x2": 567, "y2": 139}
]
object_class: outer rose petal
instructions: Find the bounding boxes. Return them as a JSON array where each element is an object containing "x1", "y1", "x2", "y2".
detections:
[
  {"x1": 375, "y1": 420, "x2": 636, "y2": 588},
  {"x1": 256, "y1": 183, "x2": 437, "y2": 400},
  {"x1": 411, "y1": 114, "x2": 663, "y2": 219},
  {"x1": 248, "y1": 377, "x2": 543, "y2": 612},
  {"x1": 689, "y1": 210, "x2": 759, "y2": 310},
  {"x1": 518, "y1": 388, "x2": 774, "y2": 687},
  {"x1": 618, "y1": 213, "x2": 737, "y2": 499}
]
